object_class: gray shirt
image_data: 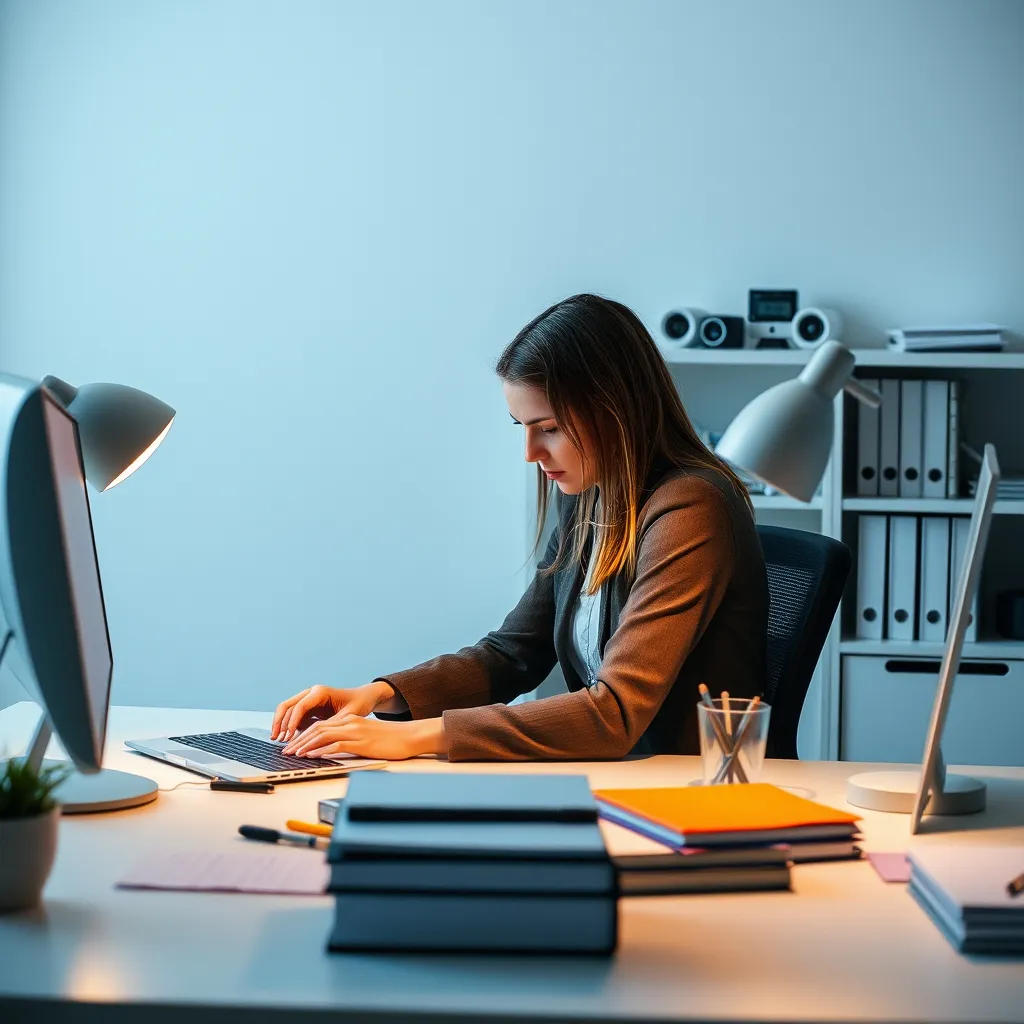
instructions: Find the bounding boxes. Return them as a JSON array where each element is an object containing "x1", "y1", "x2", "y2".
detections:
[{"x1": 569, "y1": 527, "x2": 603, "y2": 687}]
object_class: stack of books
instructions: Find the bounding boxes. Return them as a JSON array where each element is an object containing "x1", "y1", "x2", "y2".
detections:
[
  {"x1": 325, "y1": 772, "x2": 617, "y2": 954},
  {"x1": 594, "y1": 783, "x2": 862, "y2": 872},
  {"x1": 968, "y1": 473, "x2": 1024, "y2": 499},
  {"x1": 908, "y1": 846, "x2": 1024, "y2": 955}
]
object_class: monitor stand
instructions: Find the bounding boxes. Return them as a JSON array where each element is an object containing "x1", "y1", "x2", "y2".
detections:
[
  {"x1": 18, "y1": 712, "x2": 158, "y2": 814},
  {"x1": 845, "y1": 747, "x2": 985, "y2": 815}
]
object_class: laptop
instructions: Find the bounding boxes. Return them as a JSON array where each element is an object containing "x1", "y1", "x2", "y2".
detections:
[{"x1": 125, "y1": 727, "x2": 387, "y2": 783}]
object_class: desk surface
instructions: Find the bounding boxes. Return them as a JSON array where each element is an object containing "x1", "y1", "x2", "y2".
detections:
[{"x1": 1, "y1": 703, "x2": 1023, "y2": 1024}]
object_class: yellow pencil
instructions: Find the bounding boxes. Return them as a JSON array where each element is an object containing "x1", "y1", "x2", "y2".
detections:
[{"x1": 286, "y1": 819, "x2": 333, "y2": 838}]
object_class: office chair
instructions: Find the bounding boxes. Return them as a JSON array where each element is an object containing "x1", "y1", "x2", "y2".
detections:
[{"x1": 757, "y1": 525, "x2": 852, "y2": 759}]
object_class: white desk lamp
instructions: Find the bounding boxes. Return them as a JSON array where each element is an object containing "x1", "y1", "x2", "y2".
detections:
[
  {"x1": 716, "y1": 342, "x2": 998, "y2": 827},
  {"x1": 42, "y1": 376, "x2": 175, "y2": 491},
  {"x1": 715, "y1": 341, "x2": 880, "y2": 501}
]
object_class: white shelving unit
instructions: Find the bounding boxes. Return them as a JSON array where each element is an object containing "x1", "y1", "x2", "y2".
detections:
[
  {"x1": 660, "y1": 343, "x2": 1024, "y2": 761},
  {"x1": 752, "y1": 494, "x2": 823, "y2": 511},
  {"x1": 843, "y1": 497, "x2": 1024, "y2": 515},
  {"x1": 839, "y1": 638, "x2": 1024, "y2": 659},
  {"x1": 662, "y1": 348, "x2": 1024, "y2": 371}
]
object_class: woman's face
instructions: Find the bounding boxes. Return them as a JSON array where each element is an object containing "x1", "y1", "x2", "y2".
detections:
[{"x1": 503, "y1": 382, "x2": 594, "y2": 494}]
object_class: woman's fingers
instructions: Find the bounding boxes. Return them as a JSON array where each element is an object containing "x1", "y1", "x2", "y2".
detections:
[
  {"x1": 283, "y1": 714, "x2": 345, "y2": 754},
  {"x1": 301, "y1": 739, "x2": 359, "y2": 759},
  {"x1": 289, "y1": 716, "x2": 356, "y2": 756},
  {"x1": 279, "y1": 691, "x2": 332, "y2": 742},
  {"x1": 270, "y1": 689, "x2": 310, "y2": 740},
  {"x1": 278, "y1": 702, "x2": 310, "y2": 743}
]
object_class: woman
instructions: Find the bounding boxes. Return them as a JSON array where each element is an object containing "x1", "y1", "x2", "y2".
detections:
[{"x1": 270, "y1": 294, "x2": 768, "y2": 761}]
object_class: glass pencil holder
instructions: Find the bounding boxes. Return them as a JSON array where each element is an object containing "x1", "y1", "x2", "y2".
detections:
[{"x1": 697, "y1": 698, "x2": 771, "y2": 785}]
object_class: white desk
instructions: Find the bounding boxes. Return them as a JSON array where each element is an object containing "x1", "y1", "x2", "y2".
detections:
[{"x1": 1, "y1": 703, "x2": 1023, "y2": 1024}]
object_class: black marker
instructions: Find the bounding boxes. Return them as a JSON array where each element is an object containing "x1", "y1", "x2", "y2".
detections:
[
  {"x1": 238, "y1": 824, "x2": 327, "y2": 850},
  {"x1": 211, "y1": 779, "x2": 275, "y2": 793}
]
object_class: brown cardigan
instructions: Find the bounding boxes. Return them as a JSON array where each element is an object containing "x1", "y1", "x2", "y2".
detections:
[{"x1": 381, "y1": 463, "x2": 768, "y2": 760}]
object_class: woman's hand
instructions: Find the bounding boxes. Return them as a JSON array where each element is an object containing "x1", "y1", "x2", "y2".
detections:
[
  {"x1": 285, "y1": 715, "x2": 446, "y2": 761},
  {"x1": 270, "y1": 681, "x2": 394, "y2": 743}
]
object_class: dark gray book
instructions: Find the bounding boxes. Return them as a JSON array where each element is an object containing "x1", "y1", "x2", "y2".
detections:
[
  {"x1": 328, "y1": 854, "x2": 614, "y2": 894},
  {"x1": 318, "y1": 795, "x2": 343, "y2": 826},
  {"x1": 618, "y1": 863, "x2": 791, "y2": 896},
  {"x1": 612, "y1": 847, "x2": 790, "y2": 871},
  {"x1": 342, "y1": 771, "x2": 598, "y2": 822},
  {"x1": 328, "y1": 815, "x2": 609, "y2": 861},
  {"x1": 328, "y1": 891, "x2": 616, "y2": 954}
]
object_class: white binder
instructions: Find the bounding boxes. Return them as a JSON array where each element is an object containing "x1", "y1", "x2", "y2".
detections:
[
  {"x1": 856, "y1": 515, "x2": 887, "y2": 639},
  {"x1": 922, "y1": 379, "x2": 949, "y2": 498},
  {"x1": 951, "y1": 516, "x2": 979, "y2": 642},
  {"x1": 856, "y1": 378, "x2": 880, "y2": 496},
  {"x1": 947, "y1": 379, "x2": 961, "y2": 498},
  {"x1": 878, "y1": 378, "x2": 901, "y2": 497},
  {"x1": 919, "y1": 516, "x2": 950, "y2": 643},
  {"x1": 898, "y1": 380, "x2": 924, "y2": 498},
  {"x1": 887, "y1": 515, "x2": 919, "y2": 641}
]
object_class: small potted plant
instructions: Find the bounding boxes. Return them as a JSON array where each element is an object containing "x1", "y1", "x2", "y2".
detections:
[{"x1": 0, "y1": 758, "x2": 69, "y2": 912}]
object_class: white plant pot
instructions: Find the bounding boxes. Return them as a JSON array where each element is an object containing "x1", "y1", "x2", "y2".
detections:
[{"x1": 0, "y1": 806, "x2": 60, "y2": 912}]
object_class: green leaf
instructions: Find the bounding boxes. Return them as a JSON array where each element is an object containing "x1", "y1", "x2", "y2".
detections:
[{"x1": 0, "y1": 758, "x2": 72, "y2": 818}]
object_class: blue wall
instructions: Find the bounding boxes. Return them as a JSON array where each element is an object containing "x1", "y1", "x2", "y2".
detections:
[{"x1": 0, "y1": 0, "x2": 1021, "y2": 716}]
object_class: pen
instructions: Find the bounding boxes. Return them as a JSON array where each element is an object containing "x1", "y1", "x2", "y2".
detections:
[
  {"x1": 721, "y1": 690, "x2": 732, "y2": 782},
  {"x1": 698, "y1": 683, "x2": 749, "y2": 784},
  {"x1": 711, "y1": 696, "x2": 761, "y2": 785},
  {"x1": 286, "y1": 819, "x2": 333, "y2": 838},
  {"x1": 1008, "y1": 871, "x2": 1024, "y2": 897},
  {"x1": 238, "y1": 824, "x2": 328, "y2": 850}
]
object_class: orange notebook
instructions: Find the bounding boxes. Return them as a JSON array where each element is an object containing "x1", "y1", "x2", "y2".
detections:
[{"x1": 595, "y1": 783, "x2": 860, "y2": 848}]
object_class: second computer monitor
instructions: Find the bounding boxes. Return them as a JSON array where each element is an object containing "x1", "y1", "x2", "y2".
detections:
[
  {"x1": 910, "y1": 443, "x2": 1000, "y2": 833},
  {"x1": 0, "y1": 374, "x2": 112, "y2": 772}
]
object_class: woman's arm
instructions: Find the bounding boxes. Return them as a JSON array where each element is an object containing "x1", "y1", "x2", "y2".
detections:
[{"x1": 439, "y1": 476, "x2": 737, "y2": 760}]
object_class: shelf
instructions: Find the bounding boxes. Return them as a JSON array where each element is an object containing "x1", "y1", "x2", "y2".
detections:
[
  {"x1": 751, "y1": 494, "x2": 822, "y2": 510},
  {"x1": 661, "y1": 348, "x2": 810, "y2": 366},
  {"x1": 659, "y1": 346, "x2": 1024, "y2": 370},
  {"x1": 842, "y1": 498, "x2": 1024, "y2": 515},
  {"x1": 840, "y1": 638, "x2": 1024, "y2": 659},
  {"x1": 851, "y1": 350, "x2": 1024, "y2": 370}
]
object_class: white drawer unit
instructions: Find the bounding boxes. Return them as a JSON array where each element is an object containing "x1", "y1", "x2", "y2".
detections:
[{"x1": 840, "y1": 655, "x2": 1024, "y2": 766}]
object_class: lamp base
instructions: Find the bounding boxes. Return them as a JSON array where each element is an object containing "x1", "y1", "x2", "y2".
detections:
[
  {"x1": 44, "y1": 760, "x2": 159, "y2": 814},
  {"x1": 845, "y1": 770, "x2": 985, "y2": 815}
]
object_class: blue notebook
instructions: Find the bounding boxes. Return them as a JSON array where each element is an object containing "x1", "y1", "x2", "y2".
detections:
[{"x1": 342, "y1": 771, "x2": 598, "y2": 822}]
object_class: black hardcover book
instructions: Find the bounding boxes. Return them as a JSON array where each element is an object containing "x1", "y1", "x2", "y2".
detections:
[{"x1": 342, "y1": 771, "x2": 598, "y2": 823}]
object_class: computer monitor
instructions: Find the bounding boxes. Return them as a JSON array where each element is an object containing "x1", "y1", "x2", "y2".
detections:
[
  {"x1": 910, "y1": 443, "x2": 1000, "y2": 832},
  {"x1": 846, "y1": 443, "x2": 1000, "y2": 829},
  {"x1": 0, "y1": 374, "x2": 157, "y2": 811}
]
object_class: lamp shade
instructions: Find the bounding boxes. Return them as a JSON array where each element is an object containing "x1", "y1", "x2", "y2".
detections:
[
  {"x1": 41, "y1": 376, "x2": 175, "y2": 491},
  {"x1": 715, "y1": 341, "x2": 856, "y2": 502}
]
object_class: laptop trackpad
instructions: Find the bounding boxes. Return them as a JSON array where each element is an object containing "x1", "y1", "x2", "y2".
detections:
[{"x1": 169, "y1": 748, "x2": 227, "y2": 765}]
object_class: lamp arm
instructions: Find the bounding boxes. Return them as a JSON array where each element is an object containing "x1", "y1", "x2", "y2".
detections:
[
  {"x1": 0, "y1": 628, "x2": 52, "y2": 773},
  {"x1": 843, "y1": 378, "x2": 882, "y2": 408},
  {"x1": 40, "y1": 375, "x2": 78, "y2": 408}
]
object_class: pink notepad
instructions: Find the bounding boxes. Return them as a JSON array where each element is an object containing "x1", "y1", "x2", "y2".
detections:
[
  {"x1": 118, "y1": 847, "x2": 331, "y2": 896},
  {"x1": 867, "y1": 851, "x2": 911, "y2": 883}
]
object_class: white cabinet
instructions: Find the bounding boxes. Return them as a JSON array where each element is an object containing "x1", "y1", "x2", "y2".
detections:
[{"x1": 840, "y1": 655, "x2": 1024, "y2": 766}]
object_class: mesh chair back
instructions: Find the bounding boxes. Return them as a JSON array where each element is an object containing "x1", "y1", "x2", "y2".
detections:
[{"x1": 757, "y1": 525, "x2": 851, "y2": 759}]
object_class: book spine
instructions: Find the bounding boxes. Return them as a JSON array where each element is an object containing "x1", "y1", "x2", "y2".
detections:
[{"x1": 947, "y1": 379, "x2": 960, "y2": 498}]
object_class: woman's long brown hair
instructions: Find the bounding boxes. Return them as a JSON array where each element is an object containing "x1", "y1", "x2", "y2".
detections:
[{"x1": 496, "y1": 293, "x2": 753, "y2": 593}]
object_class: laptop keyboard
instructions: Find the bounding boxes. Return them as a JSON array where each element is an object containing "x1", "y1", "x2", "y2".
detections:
[{"x1": 168, "y1": 731, "x2": 337, "y2": 773}]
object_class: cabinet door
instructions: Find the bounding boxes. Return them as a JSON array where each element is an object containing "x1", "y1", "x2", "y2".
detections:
[{"x1": 840, "y1": 655, "x2": 1024, "y2": 765}]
